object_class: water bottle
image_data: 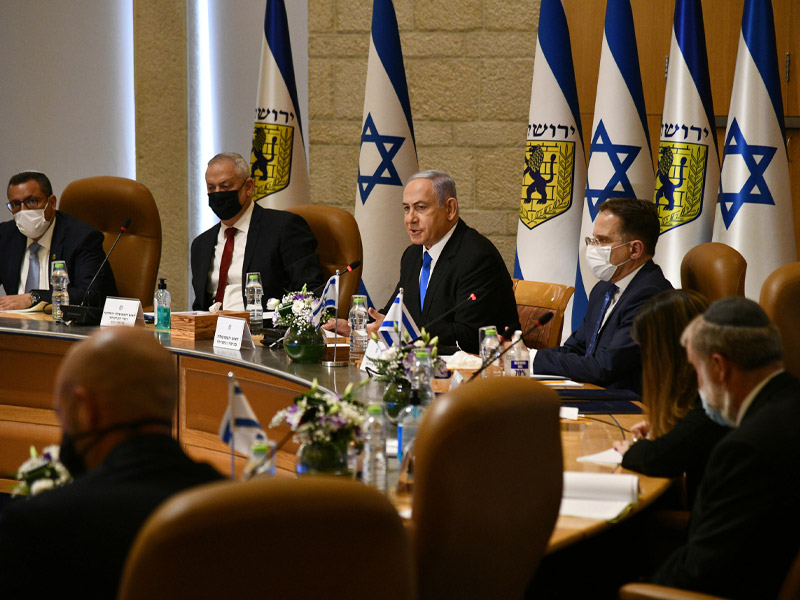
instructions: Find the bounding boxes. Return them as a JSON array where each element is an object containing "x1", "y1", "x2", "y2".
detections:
[
  {"x1": 361, "y1": 404, "x2": 388, "y2": 493},
  {"x1": 409, "y1": 348, "x2": 435, "y2": 406},
  {"x1": 245, "y1": 272, "x2": 264, "y2": 333},
  {"x1": 242, "y1": 439, "x2": 276, "y2": 480},
  {"x1": 479, "y1": 327, "x2": 501, "y2": 378},
  {"x1": 349, "y1": 295, "x2": 368, "y2": 366},
  {"x1": 154, "y1": 277, "x2": 171, "y2": 330},
  {"x1": 505, "y1": 330, "x2": 530, "y2": 377},
  {"x1": 397, "y1": 389, "x2": 424, "y2": 462},
  {"x1": 50, "y1": 260, "x2": 69, "y2": 323}
]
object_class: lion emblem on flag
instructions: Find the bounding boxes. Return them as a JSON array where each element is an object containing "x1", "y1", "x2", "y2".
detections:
[
  {"x1": 250, "y1": 123, "x2": 293, "y2": 201},
  {"x1": 518, "y1": 140, "x2": 575, "y2": 230},
  {"x1": 653, "y1": 141, "x2": 708, "y2": 233}
]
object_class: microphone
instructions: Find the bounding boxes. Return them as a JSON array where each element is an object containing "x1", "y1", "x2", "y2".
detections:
[
  {"x1": 309, "y1": 260, "x2": 361, "y2": 296},
  {"x1": 61, "y1": 218, "x2": 131, "y2": 326},
  {"x1": 407, "y1": 289, "x2": 483, "y2": 343},
  {"x1": 466, "y1": 311, "x2": 554, "y2": 383}
]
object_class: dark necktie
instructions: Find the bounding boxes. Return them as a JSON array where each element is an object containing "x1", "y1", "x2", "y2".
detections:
[
  {"x1": 215, "y1": 228, "x2": 237, "y2": 306},
  {"x1": 585, "y1": 283, "x2": 618, "y2": 356},
  {"x1": 419, "y1": 251, "x2": 432, "y2": 308},
  {"x1": 25, "y1": 242, "x2": 42, "y2": 293}
]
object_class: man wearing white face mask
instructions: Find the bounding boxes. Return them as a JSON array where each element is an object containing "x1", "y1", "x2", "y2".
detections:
[
  {"x1": 532, "y1": 198, "x2": 671, "y2": 392},
  {"x1": 0, "y1": 171, "x2": 116, "y2": 310}
]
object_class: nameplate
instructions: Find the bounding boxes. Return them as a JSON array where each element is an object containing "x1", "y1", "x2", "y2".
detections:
[
  {"x1": 213, "y1": 316, "x2": 255, "y2": 350},
  {"x1": 100, "y1": 297, "x2": 144, "y2": 327}
]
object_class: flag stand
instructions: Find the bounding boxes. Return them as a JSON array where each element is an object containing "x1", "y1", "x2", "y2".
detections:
[{"x1": 323, "y1": 269, "x2": 348, "y2": 368}]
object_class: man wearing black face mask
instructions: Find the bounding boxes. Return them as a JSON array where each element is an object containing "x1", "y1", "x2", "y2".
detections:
[
  {"x1": 0, "y1": 327, "x2": 222, "y2": 599},
  {"x1": 190, "y1": 152, "x2": 323, "y2": 311}
]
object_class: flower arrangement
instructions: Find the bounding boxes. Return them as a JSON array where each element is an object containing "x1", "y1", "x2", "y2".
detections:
[
  {"x1": 12, "y1": 445, "x2": 71, "y2": 497},
  {"x1": 267, "y1": 285, "x2": 331, "y2": 332},
  {"x1": 370, "y1": 328, "x2": 449, "y2": 385}
]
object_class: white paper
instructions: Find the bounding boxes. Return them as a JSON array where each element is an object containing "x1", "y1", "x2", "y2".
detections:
[
  {"x1": 100, "y1": 297, "x2": 144, "y2": 327},
  {"x1": 559, "y1": 406, "x2": 580, "y2": 420},
  {"x1": 576, "y1": 448, "x2": 623, "y2": 466},
  {"x1": 531, "y1": 373, "x2": 569, "y2": 380},
  {"x1": 213, "y1": 316, "x2": 255, "y2": 350},
  {"x1": 544, "y1": 379, "x2": 582, "y2": 387},
  {"x1": 446, "y1": 351, "x2": 482, "y2": 370},
  {"x1": 559, "y1": 471, "x2": 638, "y2": 520}
]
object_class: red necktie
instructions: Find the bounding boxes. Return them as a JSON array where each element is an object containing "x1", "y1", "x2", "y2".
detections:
[{"x1": 215, "y1": 228, "x2": 237, "y2": 305}]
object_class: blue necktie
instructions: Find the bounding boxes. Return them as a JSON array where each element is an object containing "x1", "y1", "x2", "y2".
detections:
[
  {"x1": 25, "y1": 242, "x2": 42, "y2": 293},
  {"x1": 419, "y1": 251, "x2": 432, "y2": 308},
  {"x1": 585, "y1": 283, "x2": 618, "y2": 356}
]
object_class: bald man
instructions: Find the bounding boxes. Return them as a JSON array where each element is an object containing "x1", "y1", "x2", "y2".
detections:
[{"x1": 0, "y1": 328, "x2": 221, "y2": 599}]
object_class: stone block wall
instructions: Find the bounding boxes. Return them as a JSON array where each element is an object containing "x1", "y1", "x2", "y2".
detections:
[{"x1": 308, "y1": 0, "x2": 541, "y2": 272}]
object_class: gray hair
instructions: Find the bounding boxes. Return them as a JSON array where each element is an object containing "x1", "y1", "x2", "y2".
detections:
[
  {"x1": 681, "y1": 314, "x2": 783, "y2": 371},
  {"x1": 208, "y1": 152, "x2": 250, "y2": 184},
  {"x1": 407, "y1": 170, "x2": 457, "y2": 207}
]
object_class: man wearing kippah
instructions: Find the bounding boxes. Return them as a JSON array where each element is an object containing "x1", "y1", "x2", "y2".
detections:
[{"x1": 649, "y1": 297, "x2": 800, "y2": 598}]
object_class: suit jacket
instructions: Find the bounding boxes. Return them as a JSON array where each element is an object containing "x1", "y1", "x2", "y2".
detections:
[
  {"x1": 0, "y1": 434, "x2": 222, "y2": 599},
  {"x1": 0, "y1": 210, "x2": 117, "y2": 306},
  {"x1": 190, "y1": 203, "x2": 324, "y2": 310},
  {"x1": 653, "y1": 372, "x2": 800, "y2": 599},
  {"x1": 533, "y1": 260, "x2": 672, "y2": 392},
  {"x1": 381, "y1": 219, "x2": 519, "y2": 354}
]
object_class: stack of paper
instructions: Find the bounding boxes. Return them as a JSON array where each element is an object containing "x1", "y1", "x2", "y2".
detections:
[{"x1": 559, "y1": 471, "x2": 639, "y2": 520}]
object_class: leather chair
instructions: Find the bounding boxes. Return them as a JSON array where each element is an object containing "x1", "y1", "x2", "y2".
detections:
[
  {"x1": 59, "y1": 176, "x2": 162, "y2": 309},
  {"x1": 512, "y1": 278, "x2": 574, "y2": 348},
  {"x1": 118, "y1": 477, "x2": 414, "y2": 600},
  {"x1": 286, "y1": 205, "x2": 363, "y2": 319},
  {"x1": 680, "y1": 242, "x2": 746, "y2": 302},
  {"x1": 760, "y1": 261, "x2": 800, "y2": 378},
  {"x1": 409, "y1": 377, "x2": 563, "y2": 600}
]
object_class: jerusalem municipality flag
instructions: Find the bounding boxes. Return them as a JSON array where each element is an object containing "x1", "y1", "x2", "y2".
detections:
[
  {"x1": 652, "y1": 0, "x2": 719, "y2": 287},
  {"x1": 378, "y1": 289, "x2": 421, "y2": 347},
  {"x1": 249, "y1": 0, "x2": 309, "y2": 209},
  {"x1": 573, "y1": 0, "x2": 653, "y2": 327},
  {"x1": 712, "y1": 0, "x2": 796, "y2": 298},
  {"x1": 514, "y1": 0, "x2": 585, "y2": 338},
  {"x1": 218, "y1": 377, "x2": 266, "y2": 457},
  {"x1": 311, "y1": 274, "x2": 339, "y2": 328},
  {"x1": 354, "y1": 0, "x2": 418, "y2": 309}
]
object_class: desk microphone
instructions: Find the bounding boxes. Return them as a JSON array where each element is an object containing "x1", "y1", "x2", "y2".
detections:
[
  {"x1": 466, "y1": 311, "x2": 554, "y2": 383},
  {"x1": 62, "y1": 218, "x2": 131, "y2": 325},
  {"x1": 407, "y1": 289, "x2": 483, "y2": 343},
  {"x1": 309, "y1": 260, "x2": 361, "y2": 296}
]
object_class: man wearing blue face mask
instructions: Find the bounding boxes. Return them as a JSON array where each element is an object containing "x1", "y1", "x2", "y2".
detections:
[
  {"x1": 645, "y1": 297, "x2": 800, "y2": 598},
  {"x1": 190, "y1": 152, "x2": 323, "y2": 311},
  {"x1": 0, "y1": 171, "x2": 117, "y2": 310},
  {"x1": 532, "y1": 198, "x2": 672, "y2": 392}
]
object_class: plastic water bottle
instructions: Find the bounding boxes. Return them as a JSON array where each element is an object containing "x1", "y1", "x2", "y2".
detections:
[
  {"x1": 505, "y1": 330, "x2": 530, "y2": 377},
  {"x1": 349, "y1": 295, "x2": 368, "y2": 366},
  {"x1": 154, "y1": 277, "x2": 171, "y2": 330},
  {"x1": 409, "y1": 348, "x2": 435, "y2": 406},
  {"x1": 245, "y1": 272, "x2": 264, "y2": 333},
  {"x1": 479, "y1": 327, "x2": 501, "y2": 378},
  {"x1": 362, "y1": 404, "x2": 388, "y2": 493},
  {"x1": 243, "y1": 439, "x2": 276, "y2": 480},
  {"x1": 50, "y1": 260, "x2": 69, "y2": 323},
  {"x1": 397, "y1": 389, "x2": 424, "y2": 462}
]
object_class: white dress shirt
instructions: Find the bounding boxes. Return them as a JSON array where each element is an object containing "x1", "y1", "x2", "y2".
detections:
[
  {"x1": 17, "y1": 215, "x2": 56, "y2": 294},
  {"x1": 206, "y1": 202, "x2": 255, "y2": 311}
]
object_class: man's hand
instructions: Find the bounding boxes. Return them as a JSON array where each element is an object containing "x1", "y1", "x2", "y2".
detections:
[
  {"x1": 0, "y1": 294, "x2": 34, "y2": 310},
  {"x1": 322, "y1": 318, "x2": 351, "y2": 336},
  {"x1": 366, "y1": 308, "x2": 385, "y2": 336}
]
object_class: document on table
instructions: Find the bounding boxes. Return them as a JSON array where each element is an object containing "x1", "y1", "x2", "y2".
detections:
[
  {"x1": 559, "y1": 471, "x2": 638, "y2": 521},
  {"x1": 576, "y1": 447, "x2": 623, "y2": 466}
]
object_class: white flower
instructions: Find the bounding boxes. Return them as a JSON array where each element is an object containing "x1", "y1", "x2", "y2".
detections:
[
  {"x1": 292, "y1": 300, "x2": 306, "y2": 314},
  {"x1": 266, "y1": 297, "x2": 280, "y2": 310},
  {"x1": 30, "y1": 479, "x2": 55, "y2": 495}
]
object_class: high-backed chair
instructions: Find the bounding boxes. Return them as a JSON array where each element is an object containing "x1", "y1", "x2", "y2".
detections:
[
  {"x1": 119, "y1": 477, "x2": 414, "y2": 600},
  {"x1": 59, "y1": 176, "x2": 162, "y2": 309},
  {"x1": 760, "y1": 261, "x2": 800, "y2": 378},
  {"x1": 409, "y1": 377, "x2": 563, "y2": 599},
  {"x1": 286, "y1": 205, "x2": 363, "y2": 319},
  {"x1": 680, "y1": 242, "x2": 746, "y2": 302},
  {"x1": 513, "y1": 278, "x2": 574, "y2": 348}
]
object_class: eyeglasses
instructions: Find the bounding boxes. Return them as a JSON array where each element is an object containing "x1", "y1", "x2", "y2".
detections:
[
  {"x1": 584, "y1": 237, "x2": 631, "y2": 248},
  {"x1": 6, "y1": 196, "x2": 46, "y2": 213}
]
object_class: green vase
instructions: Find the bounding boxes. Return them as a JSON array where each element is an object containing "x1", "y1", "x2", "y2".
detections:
[
  {"x1": 383, "y1": 379, "x2": 411, "y2": 424},
  {"x1": 283, "y1": 325, "x2": 326, "y2": 363},
  {"x1": 295, "y1": 441, "x2": 350, "y2": 476}
]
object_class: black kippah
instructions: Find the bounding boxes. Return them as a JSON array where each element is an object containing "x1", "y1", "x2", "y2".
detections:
[{"x1": 704, "y1": 296, "x2": 770, "y2": 327}]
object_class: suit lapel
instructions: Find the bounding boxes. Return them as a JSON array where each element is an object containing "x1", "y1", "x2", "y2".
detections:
[
  {"x1": 241, "y1": 204, "x2": 262, "y2": 298},
  {"x1": 48, "y1": 215, "x2": 67, "y2": 274},
  {"x1": 6, "y1": 229, "x2": 27, "y2": 289},
  {"x1": 405, "y1": 247, "x2": 423, "y2": 317},
  {"x1": 421, "y1": 220, "x2": 464, "y2": 322}
]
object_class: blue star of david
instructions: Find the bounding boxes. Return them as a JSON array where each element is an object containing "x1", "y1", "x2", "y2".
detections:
[
  {"x1": 584, "y1": 120, "x2": 641, "y2": 220},
  {"x1": 357, "y1": 113, "x2": 405, "y2": 204},
  {"x1": 718, "y1": 118, "x2": 777, "y2": 229}
]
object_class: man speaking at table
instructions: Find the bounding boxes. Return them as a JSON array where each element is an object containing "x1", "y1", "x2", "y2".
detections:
[
  {"x1": 532, "y1": 198, "x2": 672, "y2": 392},
  {"x1": 0, "y1": 171, "x2": 117, "y2": 309},
  {"x1": 327, "y1": 170, "x2": 519, "y2": 353},
  {"x1": 191, "y1": 152, "x2": 323, "y2": 311}
]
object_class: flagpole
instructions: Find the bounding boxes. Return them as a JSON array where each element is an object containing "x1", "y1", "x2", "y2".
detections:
[
  {"x1": 227, "y1": 372, "x2": 235, "y2": 479},
  {"x1": 323, "y1": 271, "x2": 348, "y2": 368},
  {"x1": 398, "y1": 287, "x2": 405, "y2": 342}
]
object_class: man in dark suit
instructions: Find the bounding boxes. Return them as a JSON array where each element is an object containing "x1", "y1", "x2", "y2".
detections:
[
  {"x1": 190, "y1": 152, "x2": 323, "y2": 311},
  {"x1": 0, "y1": 171, "x2": 116, "y2": 309},
  {"x1": 0, "y1": 327, "x2": 222, "y2": 599},
  {"x1": 533, "y1": 198, "x2": 672, "y2": 392},
  {"x1": 649, "y1": 297, "x2": 800, "y2": 598}
]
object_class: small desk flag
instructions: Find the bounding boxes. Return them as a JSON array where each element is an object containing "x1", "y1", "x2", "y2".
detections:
[
  {"x1": 218, "y1": 377, "x2": 266, "y2": 458},
  {"x1": 378, "y1": 290, "x2": 420, "y2": 347}
]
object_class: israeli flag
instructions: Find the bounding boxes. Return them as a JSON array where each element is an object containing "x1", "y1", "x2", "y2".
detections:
[
  {"x1": 311, "y1": 274, "x2": 339, "y2": 328},
  {"x1": 514, "y1": 0, "x2": 585, "y2": 339},
  {"x1": 573, "y1": 0, "x2": 653, "y2": 327},
  {"x1": 354, "y1": 0, "x2": 418, "y2": 309},
  {"x1": 218, "y1": 378, "x2": 266, "y2": 457},
  {"x1": 378, "y1": 290, "x2": 421, "y2": 347},
  {"x1": 250, "y1": 0, "x2": 310, "y2": 209},
  {"x1": 712, "y1": 0, "x2": 796, "y2": 298},
  {"x1": 652, "y1": 0, "x2": 719, "y2": 287}
]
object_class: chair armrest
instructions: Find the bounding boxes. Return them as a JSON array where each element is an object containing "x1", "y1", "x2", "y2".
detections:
[{"x1": 619, "y1": 583, "x2": 727, "y2": 600}]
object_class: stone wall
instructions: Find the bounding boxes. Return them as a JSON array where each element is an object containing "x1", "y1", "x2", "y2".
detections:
[{"x1": 308, "y1": 0, "x2": 541, "y2": 273}]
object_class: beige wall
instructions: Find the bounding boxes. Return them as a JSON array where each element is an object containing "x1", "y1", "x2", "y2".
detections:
[{"x1": 308, "y1": 0, "x2": 540, "y2": 274}]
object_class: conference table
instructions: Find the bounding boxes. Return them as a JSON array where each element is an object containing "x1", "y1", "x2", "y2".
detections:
[{"x1": 0, "y1": 313, "x2": 670, "y2": 553}]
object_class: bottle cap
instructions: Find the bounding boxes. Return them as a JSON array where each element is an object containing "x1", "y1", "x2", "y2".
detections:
[
  {"x1": 53, "y1": 261, "x2": 66, "y2": 269},
  {"x1": 367, "y1": 404, "x2": 383, "y2": 415},
  {"x1": 353, "y1": 297, "x2": 365, "y2": 304},
  {"x1": 249, "y1": 273, "x2": 259, "y2": 280},
  {"x1": 415, "y1": 349, "x2": 429, "y2": 359},
  {"x1": 484, "y1": 328, "x2": 497, "y2": 336},
  {"x1": 158, "y1": 277, "x2": 167, "y2": 290},
  {"x1": 251, "y1": 442, "x2": 267, "y2": 453}
]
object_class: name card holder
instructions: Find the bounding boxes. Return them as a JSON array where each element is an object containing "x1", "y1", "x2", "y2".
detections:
[
  {"x1": 213, "y1": 316, "x2": 255, "y2": 350},
  {"x1": 100, "y1": 297, "x2": 144, "y2": 327}
]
